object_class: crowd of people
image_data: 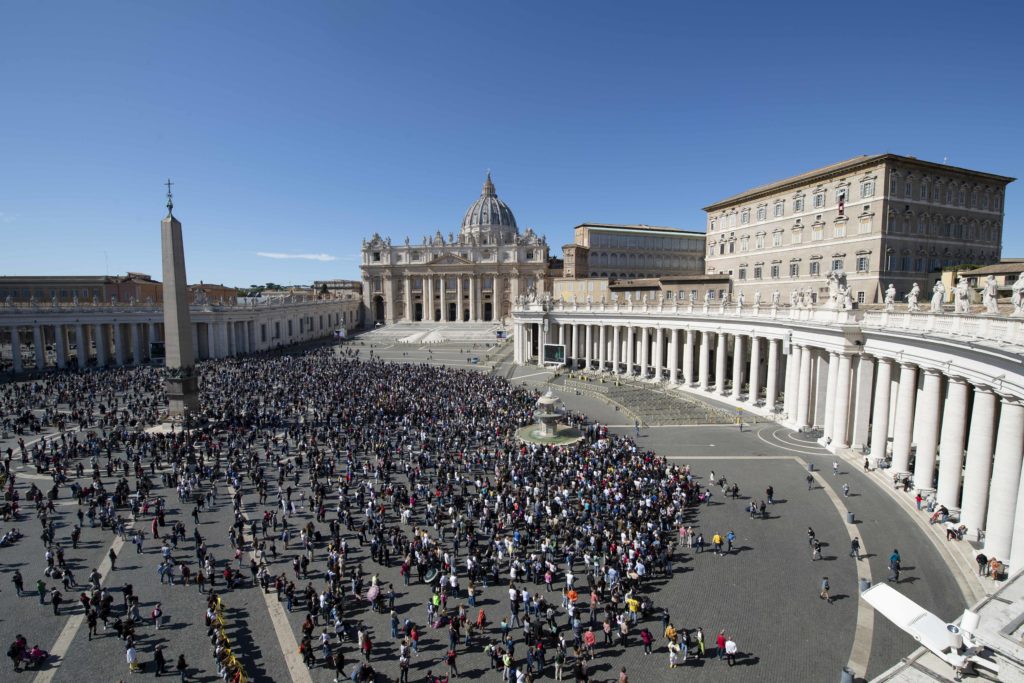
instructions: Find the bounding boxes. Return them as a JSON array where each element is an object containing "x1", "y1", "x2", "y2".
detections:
[{"x1": 1, "y1": 344, "x2": 748, "y2": 681}]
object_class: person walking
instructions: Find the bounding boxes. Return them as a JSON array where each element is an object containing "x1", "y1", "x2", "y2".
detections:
[
  {"x1": 724, "y1": 636, "x2": 737, "y2": 666},
  {"x1": 832, "y1": 461, "x2": 839, "y2": 476},
  {"x1": 850, "y1": 538, "x2": 861, "y2": 560},
  {"x1": 819, "y1": 577, "x2": 832, "y2": 603},
  {"x1": 812, "y1": 539, "x2": 823, "y2": 561},
  {"x1": 806, "y1": 474, "x2": 814, "y2": 490},
  {"x1": 715, "y1": 630, "x2": 726, "y2": 660},
  {"x1": 154, "y1": 644, "x2": 167, "y2": 676},
  {"x1": 842, "y1": 483, "x2": 850, "y2": 498},
  {"x1": 11, "y1": 570, "x2": 23, "y2": 596},
  {"x1": 176, "y1": 654, "x2": 188, "y2": 681}
]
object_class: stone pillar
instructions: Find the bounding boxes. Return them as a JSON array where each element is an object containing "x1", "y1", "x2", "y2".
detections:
[
  {"x1": 961, "y1": 387, "x2": 997, "y2": 532},
  {"x1": 912, "y1": 369, "x2": 945, "y2": 490},
  {"x1": 95, "y1": 323, "x2": 109, "y2": 367},
  {"x1": 732, "y1": 334, "x2": 745, "y2": 399},
  {"x1": 54, "y1": 324, "x2": 67, "y2": 369},
  {"x1": 653, "y1": 328, "x2": 663, "y2": 381},
  {"x1": 715, "y1": 333, "x2": 728, "y2": 395},
  {"x1": 405, "y1": 276, "x2": 414, "y2": 322},
  {"x1": 822, "y1": 352, "x2": 840, "y2": 442},
  {"x1": 626, "y1": 326, "x2": 635, "y2": 374},
  {"x1": 385, "y1": 277, "x2": 396, "y2": 323},
  {"x1": 130, "y1": 323, "x2": 142, "y2": 365},
  {"x1": 76, "y1": 324, "x2": 87, "y2": 369},
  {"x1": 765, "y1": 338, "x2": 780, "y2": 411},
  {"x1": 640, "y1": 327, "x2": 650, "y2": 378},
  {"x1": 669, "y1": 329, "x2": 680, "y2": 384},
  {"x1": 869, "y1": 358, "x2": 894, "y2": 460},
  {"x1": 9, "y1": 326, "x2": 22, "y2": 373},
  {"x1": 814, "y1": 351, "x2": 830, "y2": 429},
  {"x1": 613, "y1": 325, "x2": 622, "y2": 374},
  {"x1": 439, "y1": 276, "x2": 447, "y2": 322},
  {"x1": 747, "y1": 336, "x2": 761, "y2": 404},
  {"x1": 783, "y1": 345, "x2": 799, "y2": 418},
  {"x1": 585, "y1": 324, "x2": 593, "y2": 370},
  {"x1": 984, "y1": 398, "x2": 1024, "y2": 559},
  {"x1": 456, "y1": 276, "x2": 464, "y2": 322},
  {"x1": 571, "y1": 323, "x2": 581, "y2": 365},
  {"x1": 599, "y1": 325, "x2": 607, "y2": 371},
  {"x1": 112, "y1": 324, "x2": 126, "y2": 366},
  {"x1": 1011, "y1": 460, "x2": 1024, "y2": 575},
  {"x1": 796, "y1": 344, "x2": 813, "y2": 429},
  {"x1": 698, "y1": 330, "x2": 710, "y2": 390},
  {"x1": 683, "y1": 329, "x2": 695, "y2": 385},
  {"x1": 935, "y1": 377, "x2": 969, "y2": 508},
  {"x1": 31, "y1": 325, "x2": 45, "y2": 369},
  {"x1": 558, "y1": 323, "x2": 565, "y2": 347},
  {"x1": 889, "y1": 363, "x2": 919, "y2": 474},
  {"x1": 832, "y1": 353, "x2": 853, "y2": 448},
  {"x1": 850, "y1": 355, "x2": 875, "y2": 450}
]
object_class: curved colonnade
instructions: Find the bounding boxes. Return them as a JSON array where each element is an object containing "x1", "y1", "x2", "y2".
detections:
[{"x1": 511, "y1": 300, "x2": 1024, "y2": 576}]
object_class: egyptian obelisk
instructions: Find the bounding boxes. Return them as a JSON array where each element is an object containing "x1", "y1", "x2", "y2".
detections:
[{"x1": 161, "y1": 179, "x2": 200, "y2": 417}]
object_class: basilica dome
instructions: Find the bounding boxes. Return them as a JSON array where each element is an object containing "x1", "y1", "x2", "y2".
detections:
[{"x1": 460, "y1": 173, "x2": 518, "y2": 242}]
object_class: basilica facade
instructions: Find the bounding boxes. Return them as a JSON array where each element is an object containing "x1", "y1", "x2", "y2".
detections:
[{"x1": 360, "y1": 174, "x2": 549, "y2": 327}]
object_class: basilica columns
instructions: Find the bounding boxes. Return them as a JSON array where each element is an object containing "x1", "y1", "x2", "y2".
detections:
[
  {"x1": 796, "y1": 345, "x2": 813, "y2": 429},
  {"x1": 890, "y1": 363, "x2": 919, "y2": 473},
  {"x1": 831, "y1": 353, "x2": 853, "y2": 448},
  {"x1": 626, "y1": 326, "x2": 635, "y2": 374},
  {"x1": 698, "y1": 331, "x2": 710, "y2": 390},
  {"x1": 669, "y1": 329, "x2": 679, "y2": 384},
  {"x1": 405, "y1": 276, "x2": 414, "y2": 322},
  {"x1": 683, "y1": 329, "x2": 695, "y2": 386},
  {"x1": 456, "y1": 276, "x2": 464, "y2": 322},
  {"x1": 613, "y1": 325, "x2": 621, "y2": 372},
  {"x1": 748, "y1": 336, "x2": 761, "y2": 405},
  {"x1": 869, "y1": 358, "x2": 894, "y2": 460},
  {"x1": 653, "y1": 328, "x2": 663, "y2": 381},
  {"x1": 585, "y1": 324, "x2": 593, "y2": 370},
  {"x1": 598, "y1": 325, "x2": 607, "y2": 371},
  {"x1": 765, "y1": 338, "x2": 779, "y2": 411},
  {"x1": 935, "y1": 377, "x2": 969, "y2": 508},
  {"x1": 715, "y1": 332, "x2": 728, "y2": 395},
  {"x1": 731, "y1": 334, "x2": 745, "y2": 399},
  {"x1": 984, "y1": 398, "x2": 1024, "y2": 559},
  {"x1": 912, "y1": 369, "x2": 944, "y2": 490},
  {"x1": 468, "y1": 276, "x2": 476, "y2": 322}
]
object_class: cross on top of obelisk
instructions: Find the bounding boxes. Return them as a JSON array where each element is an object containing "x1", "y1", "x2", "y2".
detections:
[{"x1": 165, "y1": 178, "x2": 174, "y2": 216}]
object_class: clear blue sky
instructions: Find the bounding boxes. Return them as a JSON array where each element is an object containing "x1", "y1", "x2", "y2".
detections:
[{"x1": 1, "y1": 1, "x2": 1020, "y2": 287}]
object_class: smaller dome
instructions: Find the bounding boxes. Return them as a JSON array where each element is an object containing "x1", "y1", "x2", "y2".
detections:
[{"x1": 460, "y1": 173, "x2": 518, "y2": 237}]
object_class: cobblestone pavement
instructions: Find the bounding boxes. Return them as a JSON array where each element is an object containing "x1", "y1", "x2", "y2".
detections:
[{"x1": 0, "y1": 337, "x2": 963, "y2": 683}]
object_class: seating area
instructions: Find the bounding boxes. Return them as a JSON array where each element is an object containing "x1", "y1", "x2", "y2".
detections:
[{"x1": 359, "y1": 322, "x2": 506, "y2": 345}]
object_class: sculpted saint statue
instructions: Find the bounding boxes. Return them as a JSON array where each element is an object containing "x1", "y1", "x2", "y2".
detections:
[{"x1": 930, "y1": 281, "x2": 945, "y2": 313}]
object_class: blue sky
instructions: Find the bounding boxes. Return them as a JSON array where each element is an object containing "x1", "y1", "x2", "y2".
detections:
[{"x1": 1, "y1": 1, "x2": 1020, "y2": 287}]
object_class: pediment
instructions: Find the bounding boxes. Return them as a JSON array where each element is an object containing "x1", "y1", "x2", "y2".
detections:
[{"x1": 429, "y1": 254, "x2": 473, "y2": 266}]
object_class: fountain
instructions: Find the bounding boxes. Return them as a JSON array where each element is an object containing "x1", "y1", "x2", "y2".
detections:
[{"x1": 517, "y1": 389, "x2": 584, "y2": 445}]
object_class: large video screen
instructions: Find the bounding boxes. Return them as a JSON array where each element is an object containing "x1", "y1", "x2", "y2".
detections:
[{"x1": 542, "y1": 344, "x2": 566, "y2": 365}]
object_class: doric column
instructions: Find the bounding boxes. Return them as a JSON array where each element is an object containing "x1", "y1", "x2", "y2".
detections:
[
  {"x1": 961, "y1": 387, "x2": 997, "y2": 532},
  {"x1": 131, "y1": 323, "x2": 142, "y2": 365},
  {"x1": 31, "y1": 325, "x2": 45, "y2": 369},
  {"x1": 75, "y1": 324, "x2": 87, "y2": 369},
  {"x1": 748, "y1": 336, "x2": 761, "y2": 404},
  {"x1": 698, "y1": 330, "x2": 710, "y2": 390},
  {"x1": 984, "y1": 398, "x2": 1024, "y2": 559},
  {"x1": 585, "y1": 324, "x2": 593, "y2": 370},
  {"x1": 405, "y1": 276, "x2": 414, "y2": 322},
  {"x1": 112, "y1": 324, "x2": 126, "y2": 366},
  {"x1": 831, "y1": 353, "x2": 854, "y2": 448},
  {"x1": 796, "y1": 344, "x2": 813, "y2": 429},
  {"x1": 715, "y1": 333, "x2": 728, "y2": 395},
  {"x1": 425, "y1": 275, "x2": 434, "y2": 321},
  {"x1": 54, "y1": 324, "x2": 67, "y2": 369},
  {"x1": 571, "y1": 323, "x2": 581, "y2": 365},
  {"x1": 468, "y1": 276, "x2": 476, "y2": 322},
  {"x1": 613, "y1": 325, "x2": 622, "y2": 374},
  {"x1": 94, "y1": 323, "x2": 109, "y2": 367},
  {"x1": 683, "y1": 329, "x2": 694, "y2": 385},
  {"x1": 822, "y1": 352, "x2": 840, "y2": 442},
  {"x1": 869, "y1": 358, "x2": 894, "y2": 460},
  {"x1": 912, "y1": 369, "x2": 945, "y2": 490},
  {"x1": 477, "y1": 277, "x2": 485, "y2": 321},
  {"x1": 640, "y1": 327, "x2": 650, "y2": 378},
  {"x1": 731, "y1": 334, "x2": 745, "y2": 399},
  {"x1": 935, "y1": 377, "x2": 970, "y2": 508},
  {"x1": 535, "y1": 323, "x2": 545, "y2": 367},
  {"x1": 439, "y1": 276, "x2": 447, "y2": 321},
  {"x1": 558, "y1": 323, "x2": 565, "y2": 347},
  {"x1": 653, "y1": 328, "x2": 663, "y2": 381},
  {"x1": 765, "y1": 338, "x2": 780, "y2": 411},
  {"x1": 889, "y1": 363, "x2": 919, "y2": 473},
  {"x1": 783, "y1": 345, "x2": 798, "y2": 418},
  {"x1": 850, "y1": 355, "x2": 874, "y2": 449},
  {"x1": 9, "y1": 327, "x2": 22, "y2": 373},
  {"x1": 1011, "y1": 461, "x2": 1024, "y2": 575},
  {"x1": 626, "y1": 326, "x2": 635, "y2": 374},
  {"x1": 599, "y1": 325, "x2": 607, "y2": 371},
  {"x1": 814, "y1": 351, "x2": 830, "y2": 429},
  {"x1": 456, "y1": 275, "x2": 464, "y2": 322},
  {"x1": 669, "y1": 329, "x2": 680, "y2": 384}
]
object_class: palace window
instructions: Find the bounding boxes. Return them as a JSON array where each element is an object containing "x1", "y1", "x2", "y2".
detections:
[
  {"x1": 905, "y1": 180, "x2": 913, "y2": 197},
  {"x1": 890, "y1": 176, "x2": 898, "y2": 195},
  {"x1": 753, "y1": 266, "x2": 763, "y2": 279},
  {"x1": 770, "y1": 264, "x2": 780, "y2": 279},
  {"x1": 794, "y1": 196, "x2": 804, "y2": 212},
  {"x1": 857, "y1": 291, "x2": 865, "y2": 304},
  {"x1": 774, "y1": 201, "x2": 785, "y2": 217},
  {"x1": 811, "y1": 226, "x2": 824, "y2": 241},
  {"x1": 757, "y1": 206, "x2": 767, "y2": 222},
  {"x1": 856, "y1": 256, "x2": 869, "y2": 272},
  {"x1": 738, "y1": 268, "x2": 747, "y2": 280},
  {"x1": 809, "y1": 261, "x2": 821, "y2": 276},
  {"x1": 860, "y1": 180, "x2": 874, "y2": 198},
  {"x1": 791, "y1": 228, "x2": 803, "y2": 244},
  {"x1": 813, "y1": 193, "x2": 825, "y2": 209},
  {"x1": 755, "y1": 234, "x2": 765, "y2": 249},
  {"x1": 958, "y1": 189, "x2": 966, "y2": 207},
  {"x1": 789, "y1": 262, "x2": 800, "y2": 277},
  {"x1": 741, "y1": 209, "x2": 750, "y2": 224},
  {"x1": 834, "y1": 223, "x2": 846, "y2": 238},
  {"x1": 920, "y1": 182, "x2": 929, "y2": 201},
  {"x1": 372, "y1": 251, "x2": 381, "y2": 262},
  {"x1": 772, "y1": 231, "x2": 783, "y2": 247},
  {"x1": 831, "y1": 258, "x2": 844, "y2": 272}
]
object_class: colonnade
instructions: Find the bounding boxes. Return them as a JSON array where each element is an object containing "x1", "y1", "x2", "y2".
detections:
[
  {"x1": 370, "y1": 271, "x2": 533, "y2": 326},
  {"x1": 512, "y1": 309, "x2": 1024, "y2": 574}
]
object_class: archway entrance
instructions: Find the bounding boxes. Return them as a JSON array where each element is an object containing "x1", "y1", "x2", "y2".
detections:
[
  {"x1": 483, "y1": 302, "x2": 493, "y2": 321},
  {"x1": 373, "y1": 296, "x2": 385, "y2": 324},
  {"x1": 447, "y1": 303, "x2": 457, "y2": 322},
  {"x1": 414, "y1": 303, "x2": 423, "y2": 322}
]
